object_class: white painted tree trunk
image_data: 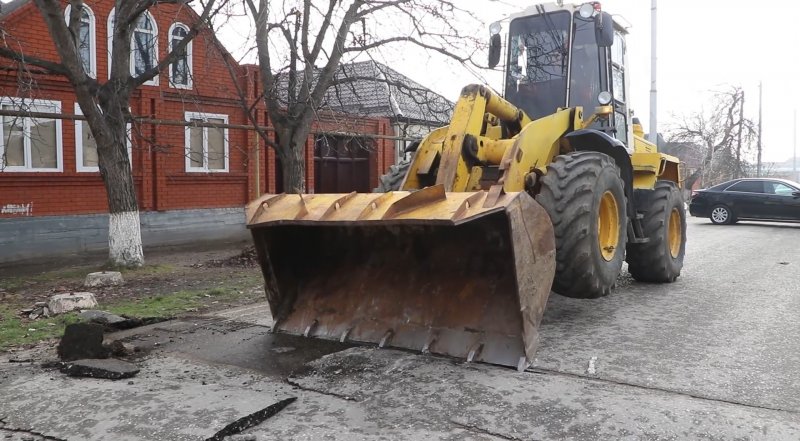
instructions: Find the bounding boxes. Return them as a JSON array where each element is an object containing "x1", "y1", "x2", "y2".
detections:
[{"x1": 108, "y1": 210, "x2": 144, "y2": 267}]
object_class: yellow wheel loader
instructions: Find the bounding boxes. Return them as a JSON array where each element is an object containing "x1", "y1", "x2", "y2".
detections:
[{"x1": 246, "y1": 2, "x2": 686, "y2": 371}]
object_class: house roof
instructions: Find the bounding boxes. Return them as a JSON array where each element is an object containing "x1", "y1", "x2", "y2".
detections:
[
  {"x1": 278, "y1": 60, "x2": 453, "y2": 126},
  {"x1": 0, "y1": 0, "x2": 30, "y2": 18}
]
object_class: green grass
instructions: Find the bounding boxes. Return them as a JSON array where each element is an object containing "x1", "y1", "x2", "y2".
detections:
[
  {"x1": 0, "y1": 265, "x2": 263, "y2": 352},
  {"x1": 103, "y1": 286, "x2": 243, "y2": 318},
  {"x1": 0, "y1": 306, "x2": 82, "y2": 351}
]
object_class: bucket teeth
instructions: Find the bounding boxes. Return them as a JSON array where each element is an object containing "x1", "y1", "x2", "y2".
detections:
[
  {"x1": 378, "y1": 330, "x2": 394, "y2": 349},
  {"x1": 466, "y1": 343, "x2": 484, "y2": 363},
  {"x1": 303, "y1": 320, "x2": 318, "y2": 338},
  {"x1": 517, "y1": 357, "x2": 530, "y2": 372},
  {"x1": 339, "y1": 327, "x2": 353, "y2": 343},
  {"x1": 421, "y1": 333, "x2": 438, "y2": 354}
]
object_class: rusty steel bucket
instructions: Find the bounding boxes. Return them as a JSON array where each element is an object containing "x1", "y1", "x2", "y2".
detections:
[{"x1": 246, "y1": 185, "x2": 556, "y2": 370}]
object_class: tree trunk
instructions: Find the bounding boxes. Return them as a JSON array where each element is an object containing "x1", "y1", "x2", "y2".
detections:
[
  {"x1": 91, "y1": 101, "x2": 144, "y2": 268},
  {"x1": 279, "y1": 130, "x2": 308, "y2": 194}
]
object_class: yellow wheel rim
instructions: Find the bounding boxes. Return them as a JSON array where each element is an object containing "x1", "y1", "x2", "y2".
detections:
[
  {"x1": 598, "y1": 191, "x2": 620, "y2": 262},
  {"x1": 668, "y1": 207, "x2": 682, "y2": 258}
]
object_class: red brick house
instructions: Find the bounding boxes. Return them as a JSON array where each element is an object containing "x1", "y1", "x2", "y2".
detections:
[{"x1": 0, "y1": 0, "x2": 399, "y2": 262}]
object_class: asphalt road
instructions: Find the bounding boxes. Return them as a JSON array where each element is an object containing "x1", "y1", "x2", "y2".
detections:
[{"x1": 2, "y1": 216, "x2": 800, "y2": 440}]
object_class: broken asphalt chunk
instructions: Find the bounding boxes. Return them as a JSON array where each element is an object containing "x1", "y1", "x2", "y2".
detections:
[
  {"x1": 60, "y1": 358, "x2": 140, "y2": 380},
  {"x1": 79, "y1": 310, "x2": 126, "y2": 325},
  {"x1": 57, "y1": 323, "x2": 109, "y2": 361}
]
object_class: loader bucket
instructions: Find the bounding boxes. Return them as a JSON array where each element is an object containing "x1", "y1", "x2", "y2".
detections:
[{"x1": 246, "y1": 185, "x2": 556, "y2": 370}]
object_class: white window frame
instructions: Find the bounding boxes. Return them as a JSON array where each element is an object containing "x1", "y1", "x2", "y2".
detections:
[
  {"x1": 184, "y1": 112, "x2": 229, "y2": 173},
  {"x1": 64, "y1": 4, "x2": 96, "y2": 78},
  {"x1": 108, "y1": 8, "x2": 159, "y2": 86},
  {"x1": 107, "y1": 7, "x2": 114, "y2": 79},
  {"x1": 168, "y1": 22, "x2": 192, "y2": 89},
  {"x1": 74, "y1": 103, "x2": 132, "y2": 172},
  {"x1": 131, "y1": 10, "x2": 158, "y2": 86},
  {"x1": 0, "y1": 98, "x2": 63, "y2": 172}
]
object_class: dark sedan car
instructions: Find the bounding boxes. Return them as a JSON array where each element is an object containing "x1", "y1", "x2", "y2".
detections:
[{"x1": 689, "y1": 178, "x2": 800, "y2": 224}]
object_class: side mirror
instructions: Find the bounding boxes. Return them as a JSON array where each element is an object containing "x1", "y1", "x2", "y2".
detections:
[
  {"x1": 595, "y1": 11, "x2": 614, "y2": 47},
  {"x1": 488, "y1": 34, "x2": 501, "y2": 68},
  {"x1": 793, "y1": 191, "x2": 800, "y2": 198}
]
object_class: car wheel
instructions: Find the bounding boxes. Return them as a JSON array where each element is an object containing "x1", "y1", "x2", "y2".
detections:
[{"x1": 710, "y1": 205, "x2": 734, "y2": 225}]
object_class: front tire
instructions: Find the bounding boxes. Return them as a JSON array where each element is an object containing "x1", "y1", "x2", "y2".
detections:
[
  {"x1": 535, "y1": 152, "x2": 628, "y2": 299},
  {"x1": 626, "y1": 181, "x2": 686, "y2": 283}
]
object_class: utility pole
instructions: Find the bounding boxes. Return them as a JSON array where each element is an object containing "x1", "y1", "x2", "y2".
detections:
[
  {"x1": 794, "y1": 109, "x2": 797, "y2": 182},
  {"x1": 648, "y1": 0, "x2": 658, "y2": 145},
  {"x1": 757, "y1": 81, "x2": 763, "y2": 177}
]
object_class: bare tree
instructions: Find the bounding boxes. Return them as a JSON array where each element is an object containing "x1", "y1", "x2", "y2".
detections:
[
  {"x1": 668, "y1": 86, "x2": 758, "y2": 189},
  {"x1": 242, "y1": 0, "x2": 476, "y2": 193},
  {"x1": 0, "y1": 0, "x2": 225, "y2": 266}
]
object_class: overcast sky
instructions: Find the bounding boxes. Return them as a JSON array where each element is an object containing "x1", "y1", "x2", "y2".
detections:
[
  {"x1": 7, "y1": 0, "x2": 795, "y2": 163},
  {"x1": 408, "y1": 0, "x2": 798, "y2": 163}
]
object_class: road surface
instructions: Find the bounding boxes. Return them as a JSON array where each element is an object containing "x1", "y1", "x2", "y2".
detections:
[{"x1": 2, "y1": 217, "x2": 800, "y2": 440}]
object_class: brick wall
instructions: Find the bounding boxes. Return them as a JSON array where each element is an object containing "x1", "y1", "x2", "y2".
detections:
[{"x1": 0, "y1": 0, "x2": 397, "y2": 220}]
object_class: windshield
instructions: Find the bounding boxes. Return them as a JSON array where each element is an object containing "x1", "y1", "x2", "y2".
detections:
[{"x1": 505, "y1": 11, "x2": 571, "y2": 120}]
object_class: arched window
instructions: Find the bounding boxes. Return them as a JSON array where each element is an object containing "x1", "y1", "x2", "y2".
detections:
[
  {"x1": 64, "y1": 4, "x2": 96, "y2": 78},
  {"x1": 168, "y1": 23, "x2": 192, "y2": 89},
  {"x1": 107, "y1": 9, "x2": 159, "y2": 85},
  {"x1": 132, "y1": 11, "x2": 158, "y2": 84}
]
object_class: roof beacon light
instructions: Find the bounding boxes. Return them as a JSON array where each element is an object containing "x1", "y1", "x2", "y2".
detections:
[{"x1": 579, "y1": 3, "x2": 596, "y2": 19}]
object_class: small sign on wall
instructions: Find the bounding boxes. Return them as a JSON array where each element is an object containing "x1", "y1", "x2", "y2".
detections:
[{"x1": 1, "y1": 203, "x2": 33, "y2": 216}]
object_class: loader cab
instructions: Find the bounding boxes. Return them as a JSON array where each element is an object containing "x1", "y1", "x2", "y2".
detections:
[{"x1": 497, "y1": 2, "x2": 632, "y2": 146}]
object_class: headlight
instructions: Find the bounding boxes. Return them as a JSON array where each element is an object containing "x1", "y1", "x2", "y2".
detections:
[
  {"x1": 598, "y1": 91, "x2": 613, "y2": 105},
  {"x1": 489, "y1": 21, "x2": 502, "y2": 36}
]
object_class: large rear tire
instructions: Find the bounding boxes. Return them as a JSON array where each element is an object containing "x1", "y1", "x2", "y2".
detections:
[
  {"x1": 535, "y1": 152, "x2": 628, "y2": 299},
  {"x1": 626, "y1": 181, "x2": 686, "y2": 282},
  {"x1": 374, "y1": 159, "x2": 411, "y2": 192}
]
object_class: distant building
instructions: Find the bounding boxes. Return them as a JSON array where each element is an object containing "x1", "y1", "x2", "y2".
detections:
[
  {"x1": 764, "y1": 157, "x2": 800, "y2": 182},
  {"x1": 320, "y1": 60, "x2": 453, "y2": 163}
]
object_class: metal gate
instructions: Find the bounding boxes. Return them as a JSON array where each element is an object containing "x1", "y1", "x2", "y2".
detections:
[{"x1": 313, "y1": 135, "x2": 371, "y2": 193}]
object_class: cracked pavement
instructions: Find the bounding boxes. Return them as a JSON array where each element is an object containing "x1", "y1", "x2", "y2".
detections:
[{"x1": 2, "y1": 217, "x2": 800, "y2": 440}]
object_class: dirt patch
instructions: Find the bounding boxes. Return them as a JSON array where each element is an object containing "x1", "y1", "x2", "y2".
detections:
[
  {"x1": 197, "y1": 246, "x2": 259, "y2": 269},
  {"x1": 0, "y1": 242, "x2": 266, "y2": 352}
]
